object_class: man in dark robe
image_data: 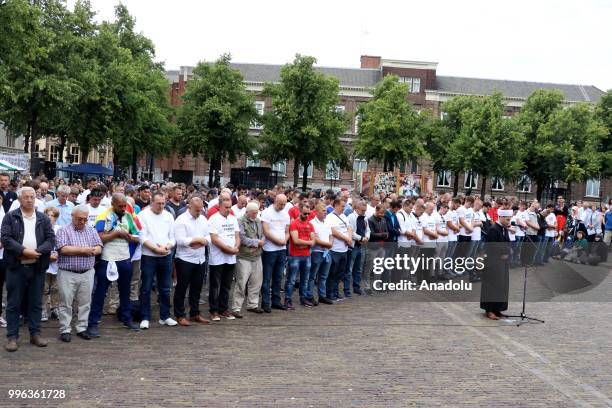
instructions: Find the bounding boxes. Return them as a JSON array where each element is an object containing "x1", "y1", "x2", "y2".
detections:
[{"x1": 480, "y1": 208, "x2": 512, "y2": 320}]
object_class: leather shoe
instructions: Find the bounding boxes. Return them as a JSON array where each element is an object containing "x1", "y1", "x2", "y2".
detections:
[
  {"x1": 60, "y1": 333, "x2": 71, "y2": 342},
  {"x1": 190, "y1": 315, "x2": 210, "y2": 324},
  {"x1": 76, "y1": 331, "x2": 91, "y2": 340},
  {"x1": 30, "y1": 335, "x2": 48, "y2": 347},
  {"x1": 263, "y1": 305, "x2": 272, "y2": 313},
  {"x1": 5, "y1": 338, "x2": 18, "y2": 352},
  {"x1": 247, "y1": 308, "x2": 264, "y2": 314},
  {"x1": 177, "y1": 317, "x2": 191, "y2": 326}
]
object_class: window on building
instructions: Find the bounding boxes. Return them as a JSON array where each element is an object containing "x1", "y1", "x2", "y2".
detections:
[
  {"x1": 399, "y1": 77, "x2": 421, "y2": 93},
  {"x1": 246, "y1": 150, "x2": 260, "y2": 167},
  {"x1": 586, "y1": 178, "x2": 600, "y2": 197},
  {"x1": 492, "y1": 177, "x2": 505, "y2": 191},
  {"x1": 69, "y1": 146, "x2": 80, "y2": 163},
  {"x1": 298, "y1": 162, "x2": 313, "y2": 178},
  {"x1": 325, "y1": 161, "x2": 340, "y2": 180},
  {"x1": 464, "y1": 171, "x2": 478, "y2": 189},
  {"x1": 437, "y1": 170, "x2": 451, "y2": 187},
  {"x1": 5, "y1": 128, "x2": 15, "y2": 148},
  {"x1": 335, "y1": 105, "x2": 346, "y2": 114},
  {"x1": 272, "y1": 161, "x2": 286, "y2": 176},
  {"x1": 50, "y1": 145, "x2": 60, "y2": 162},
  {"x1": 250, "y1": 101, "x2": 265, "y2": 130},
  {"x1": 517, "y1": 175, "x2": 532, "y2": 193},
  {"x1": 352, "y1": 159, "x2": 367, "y2": 180}
]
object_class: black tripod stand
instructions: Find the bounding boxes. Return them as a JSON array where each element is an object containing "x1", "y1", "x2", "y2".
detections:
[{"x1": 505, "y1": 237, "x2": 545, "y2": 326}]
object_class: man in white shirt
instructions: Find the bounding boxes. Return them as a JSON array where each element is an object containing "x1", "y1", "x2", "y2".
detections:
[
  {"x1": 173, "y1": 195, "x2": 210, "y2": 326},
  {"x1": 138, "y1": 192, "x2": 177, "y2": 329},
  {"x1": 457, "y1": 196, "x2": 474, "y2": 259},
  {"x1": 445, "y1": 197, "x2": 461, "y2": 263},
  {"x1": 86, "y1": 187, "x2": 105, "y2": 227},
  {"x1": 434, "y1": 204, "x2": 449, "y2": 280},
  {"x1": 77, "y1": 177, "x2": 97, "y2": 205},
  {"x1": 543, "y1": 203, "x2": 557, "y2": 263},
  {"x1": 208, "y1": 196, "x2": 240, "y2": 321},
  {"x1": 231, "y1": 194, "x2": 248, "y2": 219},
  {"x1": 513, "y1": 201, "x2": 528, "y2": 265},
  {"x1": 346, "y1": 200, "x2": 370, "y2": 295},
  {"x1": 325, "y1": 198, "x2": 353, "y2": 300},
  {"x1": 260, "y1": 194, "x2": 290, "y2": 312},
  {"x1": 309, "y1": 203, "x2": 334, "y2": 304},
  {"x1": 419, "y1": 202, "x2": 438, "y2": 282},
  {"x1": 469, "y1": 198, "x2": 484, "y2": 260}
]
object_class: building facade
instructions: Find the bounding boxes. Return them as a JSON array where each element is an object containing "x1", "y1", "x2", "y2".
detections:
[{"x1": 155, "y1": 56, "x2": 608, "y2": 203}]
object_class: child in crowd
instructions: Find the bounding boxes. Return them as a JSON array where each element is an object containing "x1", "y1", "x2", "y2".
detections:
[{"x1": 42, "y1": 206, "x2": 60, "y2": 321}]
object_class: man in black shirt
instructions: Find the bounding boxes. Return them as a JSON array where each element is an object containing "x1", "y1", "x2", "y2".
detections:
[
  {"x1": 0, "y1": 173, "x2": 17, "y2": 213},
  {"x1": 134, "y1": 185, "x2": 151, "y2": 210}
]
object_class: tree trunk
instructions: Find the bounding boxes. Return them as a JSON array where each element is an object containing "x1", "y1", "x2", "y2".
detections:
[
  {"x1": 24, "y1": 122, "x2": 31, "y2": 154},
  {"x1": 480, "y1": 174, "x2": 487, "y2": 199},
  {"x1": 131, "y1": 145, "x2": 138, "y2": 180},
  {"x1": 293, "y1": 160, "x2": 299, "y2": 188},
  {"x1": 29, "y1": 116, "x2": 38, "y2": 160},
  {"x1": 148, "y1": 154, "x2": 154, "y2": 181},
  {"x1": 207, "y1": 157, "x2": 214, "y2": 187},
  {"x1": 383, "y1": 159, "x2": 388, "y2": 172},
  {"x1": 301, "y1": 164, "x2": 309, "y2": 191},
  {"x1": 452, "y1": 172, "x2": 459, "y2": 197},
  {"x1": 58, "y1": 134, "x2": 67, "y2": 163},
  {"x1": 566, "y1": 181, "x2": 572, "y2": 203},
  {"x1": 535, "y1": 179, "x2": 544, "y2": 202},
  {"x1": 80, "y1": 145, "x2": 88, "y2": 164}
]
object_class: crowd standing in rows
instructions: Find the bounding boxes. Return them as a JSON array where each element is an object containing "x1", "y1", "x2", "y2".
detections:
[{"x1": 0, "y1": 173, "x2": 610, "y2": 350}]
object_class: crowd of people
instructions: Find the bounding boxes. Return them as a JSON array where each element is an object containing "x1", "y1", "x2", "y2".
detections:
[{"x1": 0, "y1": 172, "x2": 610, "y2": 351}]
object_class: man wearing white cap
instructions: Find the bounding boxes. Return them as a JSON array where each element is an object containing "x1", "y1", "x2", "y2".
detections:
[{"x1": 480, "y1": 208, "x2": 513, "y2": 320}]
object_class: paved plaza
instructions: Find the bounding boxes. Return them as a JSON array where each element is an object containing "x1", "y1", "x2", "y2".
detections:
[{"x1": 1, "y1": 259, "x2": 611, "y2": 407}]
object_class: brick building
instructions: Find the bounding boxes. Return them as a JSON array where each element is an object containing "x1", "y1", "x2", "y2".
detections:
[{"x1": 154, "y1": 55, "x2": 608, "y2": 203}]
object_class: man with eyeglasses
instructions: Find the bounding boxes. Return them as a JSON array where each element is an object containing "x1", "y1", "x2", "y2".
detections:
[{"x1": 56, "y1": 205, "x2": 103, "y2": 342}]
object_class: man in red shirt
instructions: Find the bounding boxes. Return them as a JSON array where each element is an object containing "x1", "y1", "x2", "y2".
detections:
[
  {"x1": 288, "y1": 192, "x2": 308, "y2": 220},
  {"x1": 285, "y1": 203, "x2": 315, "y2": 309}
]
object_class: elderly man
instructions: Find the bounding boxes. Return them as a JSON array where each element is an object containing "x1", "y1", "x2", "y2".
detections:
[
  {"x1": 231, "y1": 201, "x2": 265, "y2": 317},
  {"x1": 56, "y1": 205, "x2": 103, "y2": 342},
  {"x1": 480, "y1": 208, "x2": 513, "y2": 320},
  {"x1": 173, "y1": 195, "x2": 210, "y2": 326},
  {"x1": 46, "y1": 185, "x2": 74, "y2": 227},
  {"x1": 88, "y1": 193, "x2": 141, "y2": 337},
  {"x1": 138, "y1": 192, "x2": 177, "y2": 329},
  {"x1": 2, "y1": 187, "x2": 55, "y2": 352},
  {"x1": 260, "y1": 194, "x2": 290, "y2": 312}
]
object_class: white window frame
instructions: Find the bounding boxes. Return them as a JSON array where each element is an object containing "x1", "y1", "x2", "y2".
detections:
[
  {"x1": 325, "y1": 161, "x2": 340, "y2": 180},
  {"x1": 352, "y1": 159, "x2": 368, "y2": 181},
  {"x1": 298, "y1": 162, "x2": 313, "y2": 179},
  {"x1": 271, "y1": 161, "x2": 286, "y2": 176},
  {"x1": 437, "y1": 170, "x2": 451, "y2": 188},
  {"x1": 586, "y1": 178, "x2": 600, "y2": 198},
  {"x1": 246, "y1": 150, "x2": 260, "y2": 168},
  {"x1": 250, "y1": 101, "x2": 265, "y2": 130},
  {"x1": 492, "y1": 177, "x2": 505, "y2": 191},
  {"x1": 399, "y1": 77, "x2": 421, "y2": 93},
  {"x1": 50, "y1": 145, "x2": 60, "y2": 162},
  {"x1": 70, "y1": 146, "x2": 80, "y2": 163},
  {"x1": 517, "y1": 175, "x2": 532, "y2": 193},
  {"x1": 463, "y1": 171, "x2": 478, "y2": 190}
]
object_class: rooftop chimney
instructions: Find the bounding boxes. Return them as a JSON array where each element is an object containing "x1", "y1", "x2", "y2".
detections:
[{"x1": 360, "y1": 55, "x2": 381, "y2": 69}]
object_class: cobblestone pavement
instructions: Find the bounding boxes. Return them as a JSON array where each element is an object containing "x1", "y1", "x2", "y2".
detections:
[{"x1": 1, "y1": 259, "x2": 611, "y2": 407}]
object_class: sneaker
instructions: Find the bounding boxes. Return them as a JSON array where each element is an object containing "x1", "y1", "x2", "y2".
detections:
[
  {"x1": 262, "y1": 306, "x2": 272, "y2": 313},
  {"x1": 123, "y1": 321, "x2": 140, "y2": 331},
  {"x1": 220, "y1": 311, "x2": 235, "y2": 320},
  {"x1": 140, "y1": 320, "x2": 150, "y2": 330},
  {"x1": 231, "y1": 311, "x2": 243, "y2": 319},
  {"x1": 59, "y1": 333, "x2": 71, "y2": 343},
  {"x1": 5, "y1": 338, "x2": 18, "y2": 352},
  {"x1": 76, "y1": 331, "x2": 91, "y2": 340},
  {"x1": 353, "y1": 288, "x2": 363, "y2": 295},
  {"x1": 159, "y1": 318, "x2": 178, "y2": 326},
  {"x1": 285, "y1": 300, "x2": 295, "y2": 310},
  {"x1": 344, "y1": 293, "x2": 352, "y2": 299},
  {"x1": 301, "y1": 299, "x2": 313, "y2": 308},
  {"x1": 86, "y1": 326, "x2": 100, "y2": 338},
  {"x1": 0, "y1": 317, "x2": 6, "y2": 328},
  {"x1": 247, "y1": 308, "x2": 264, "y2": 314},
  {"x1": 319, "y1": 297, "x2": 334, "y2": 305},
  {"x1": 41, "y1": 311, "x2": 49, "y2": 322},
  {"x1": 211, "y1": 312, "x2": 221, "y2": 322}
]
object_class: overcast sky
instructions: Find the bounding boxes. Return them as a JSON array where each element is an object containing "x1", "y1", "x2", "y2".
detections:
[{"x1": 77, "y1": 0, "x2": 612, "y2": 91}]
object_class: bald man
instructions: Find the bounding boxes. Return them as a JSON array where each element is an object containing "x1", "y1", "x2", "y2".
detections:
[{"x1": 260, "y1": 194, "x2": 290, "y2": 312}]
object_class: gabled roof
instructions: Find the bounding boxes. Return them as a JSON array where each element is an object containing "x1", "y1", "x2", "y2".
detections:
[{"x1": 435, "y1": 76, "x2": 605, "y2": 102}]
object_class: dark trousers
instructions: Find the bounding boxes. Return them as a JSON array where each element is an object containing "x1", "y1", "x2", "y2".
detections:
[
  {"x1": 174, "y1": 258, "x2": 206, "y2": 318},
  {"x1": 0, "y1": 259, "x2": 5, "y2": 315},
  {"x1": 261, "y1": 250, "x2": 286, "y2": 307},
  {"x1": 6, "y1": 264, "x2": 45, "y2": 339},
  {"x1": 89, "y1": 259, "x2": 133, "y2": 328},
  {"x1": 327, "y1": 251, "x2": 348, "y2": 299},
  {"x1": 139, "y1": 254, "x2": 173, "y2": 321},
  {"x1": 209, "y1": 263, "x2": 235, "y2": 314}
]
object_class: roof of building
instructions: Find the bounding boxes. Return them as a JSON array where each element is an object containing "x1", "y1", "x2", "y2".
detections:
[
  {"x1": 435, "y1": 75, "x2": 605, "y2": 102},
  {"x1": 165, "y1": 62, "x2": 605, "y2": 102}
]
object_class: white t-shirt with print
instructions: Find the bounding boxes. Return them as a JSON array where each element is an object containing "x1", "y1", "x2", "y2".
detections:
[
  {"x1": 260, "y1": 206, "x2": 290, "y2": 252},
  {"x1": 514, "y1": 210, "x2": 527, "y2": 237},
  {"x1": 446, "y1": 209, "x2": 459, "y2": 242},
  {"x1": 208, "y1": 213, "x2": 240, "y2": 266}
]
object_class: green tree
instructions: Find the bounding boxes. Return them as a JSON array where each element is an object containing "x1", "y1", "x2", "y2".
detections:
[
  {"x1": 538, "y1": 103, "x2": 606, "y2": 200},
  {"x1": 354, "y1": 75, "x2": 425, "y2": 172},
  {"x1": 595, "y1": 90, "x2": 612, "y2": 178},
  {"x1": 175, "y1": 55, "x2": 256, "y2": 187},
  {"x1": 517, "y1": 89, "x2": 565, "y2": 200},
  {"x1": 448, "y1": 92, "x2": 526, "y2": 198},
  {"x1": 258, "y1": 54, "x2": 348, "y2": 189}
]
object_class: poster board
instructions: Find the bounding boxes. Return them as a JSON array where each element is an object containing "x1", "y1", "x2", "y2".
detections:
[{"x1": 373, "y1": 171, "x2": 398, "y2": 196}]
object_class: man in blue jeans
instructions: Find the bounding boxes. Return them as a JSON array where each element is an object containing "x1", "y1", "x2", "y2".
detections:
[
  {"x1": 347, "y1": 200, "x2": 370, "y2": 295},
  {"x1": 88, "y1": 193, "x2": 141, "y2": 337},
  {"x1": 260, "y1": 194, "x2": 290, "y2": 313},
  {"x1": 325, "y1": 199, "x2": 353, "y2": 301},
  {"x1": 138, "y1": 192, "x2": 177, "y2": 329},
  {"x1": 285, "y1": 203, "x2": 315, "y2": 309},
  {"x1": 309, "y1": 203, "x2": 334, "y2": 304}
]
